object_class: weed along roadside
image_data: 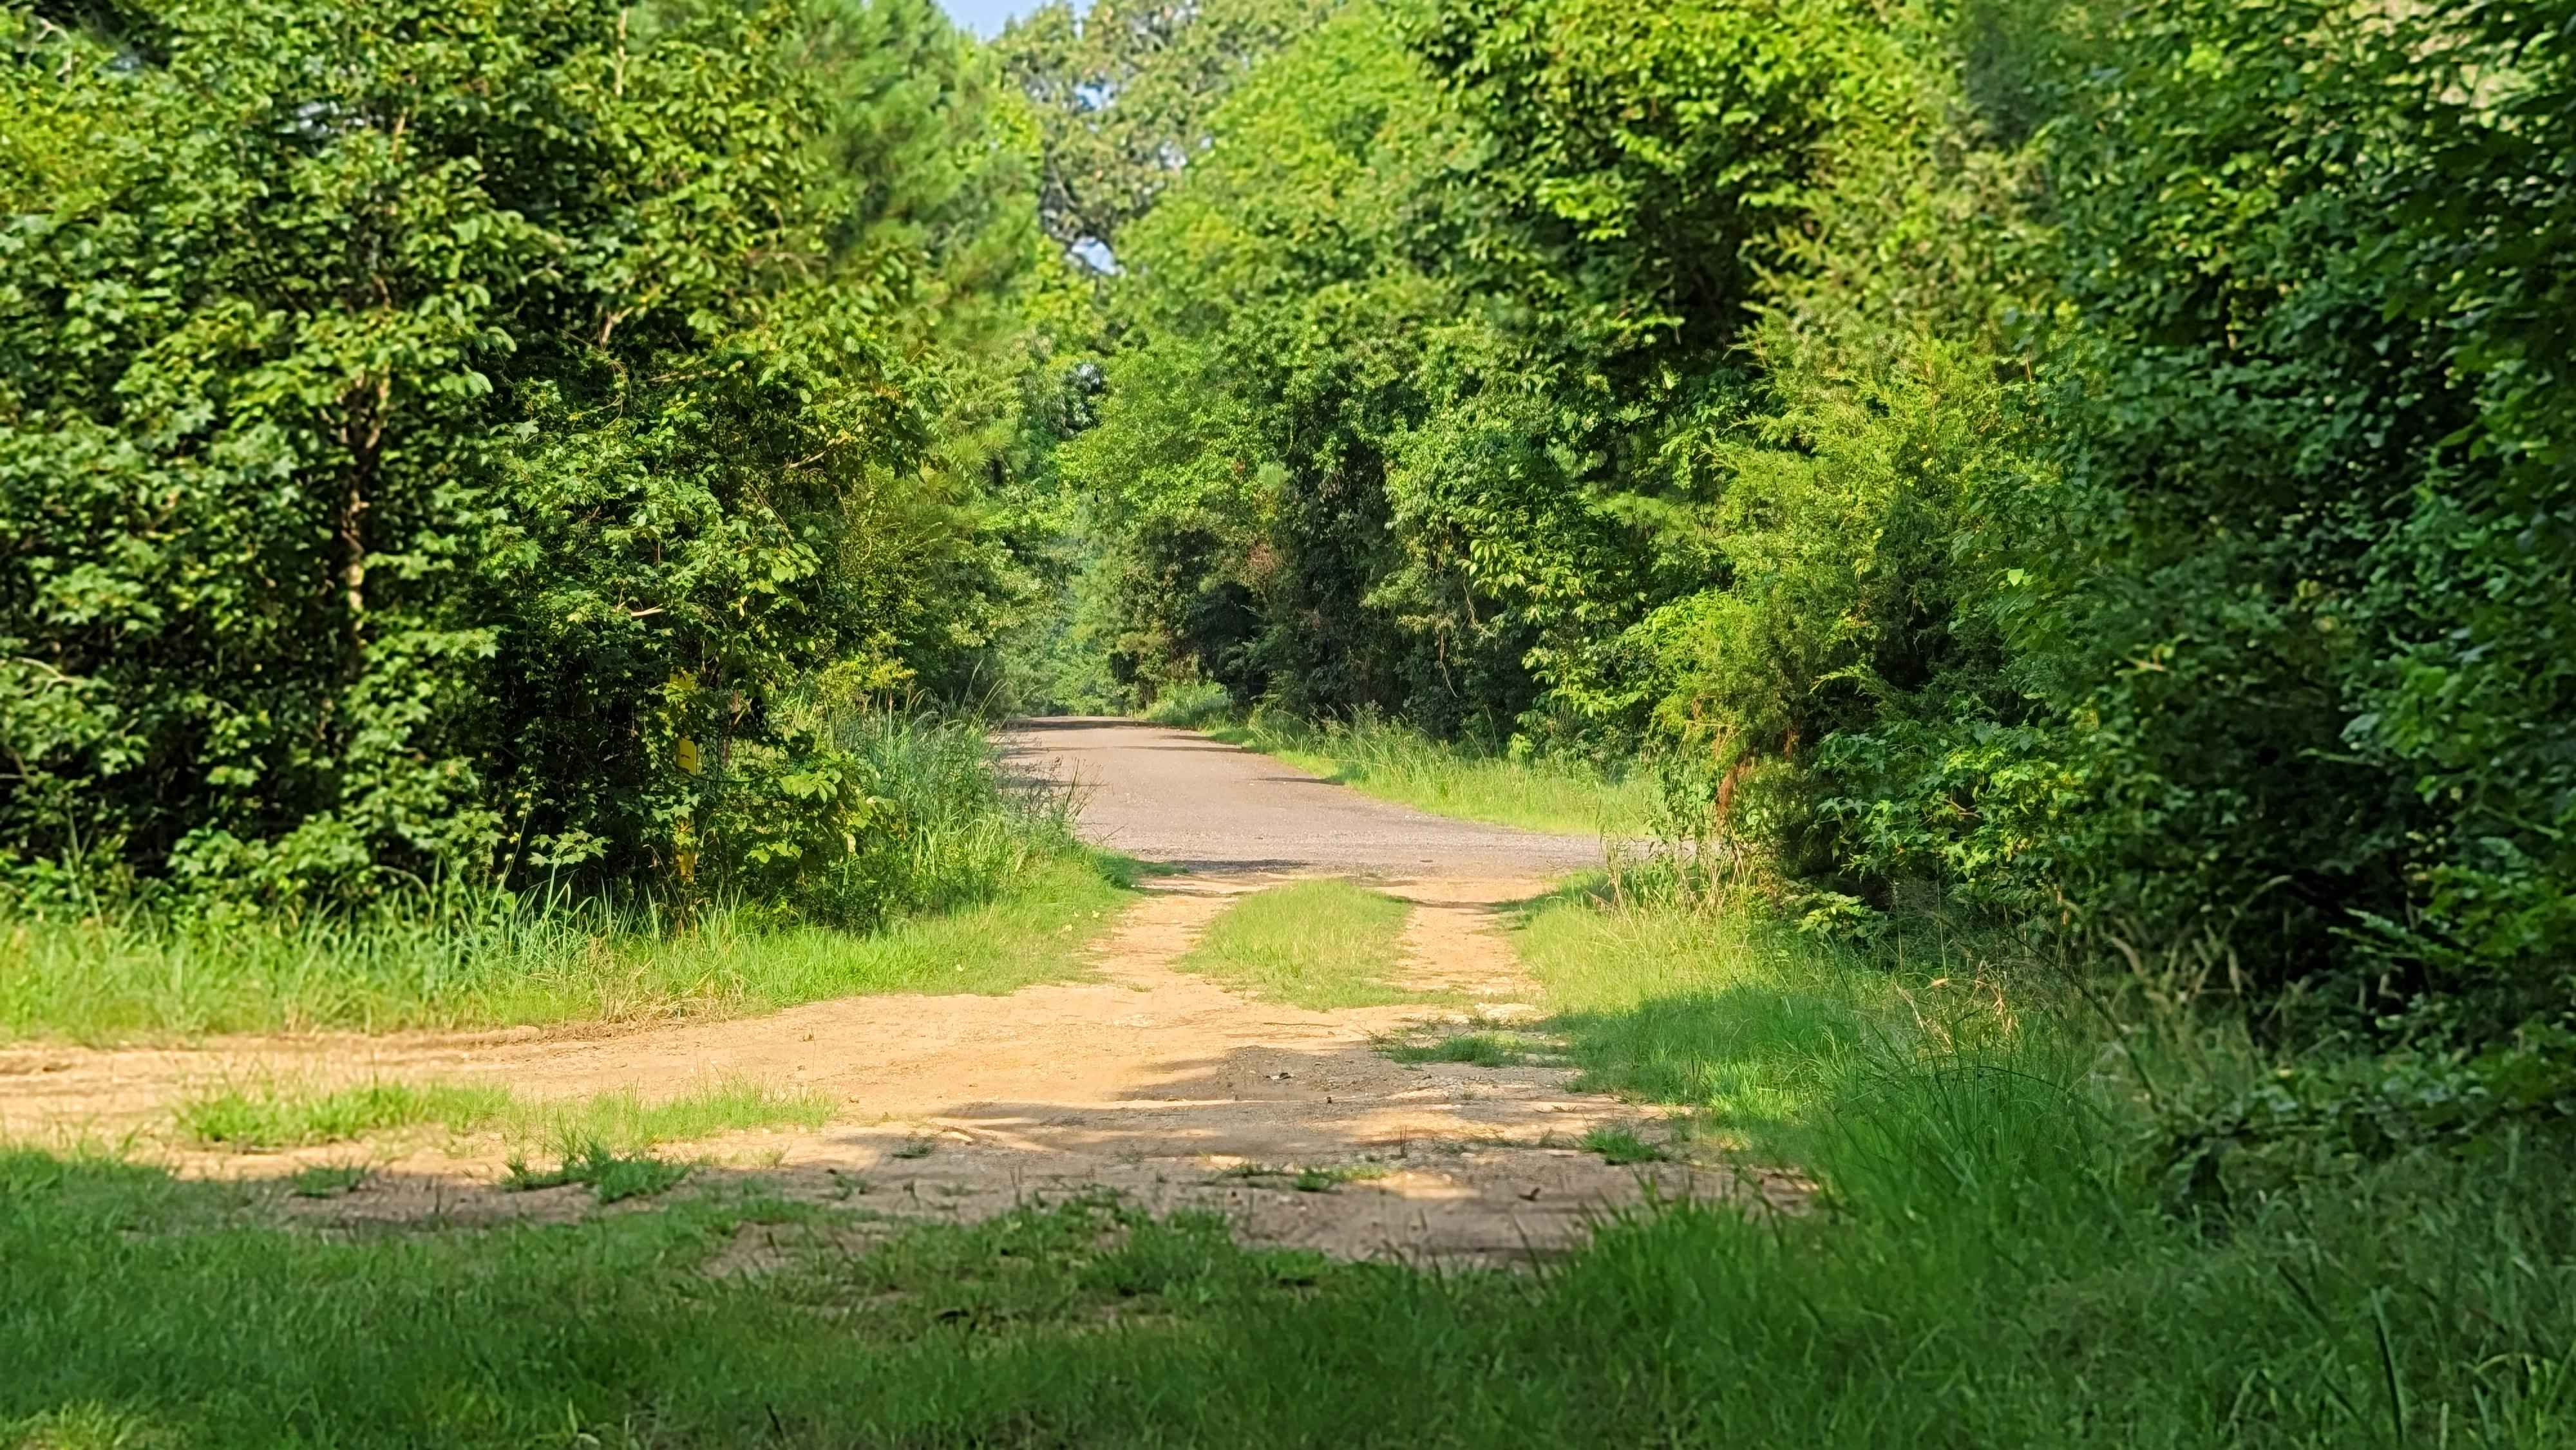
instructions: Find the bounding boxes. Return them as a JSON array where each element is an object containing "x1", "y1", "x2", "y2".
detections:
[{"x1": 4, "y1": 0, "x2": 2572, "y2": 1443}]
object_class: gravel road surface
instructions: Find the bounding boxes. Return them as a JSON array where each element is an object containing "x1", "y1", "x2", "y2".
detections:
[{"x1": 1002, "y1": 717, "x2": 1605, "y2": 877}]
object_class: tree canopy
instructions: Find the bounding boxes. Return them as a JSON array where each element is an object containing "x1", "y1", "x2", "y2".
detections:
[
  {"x1": 1046, "y1": 0, "x2": 2576, "y2": 1037},
  {"x1": 0, "y1": 0, "x2": 1039, "y2": 918},
  {"x1": 4, "y1": 0, "x2": 2568, "y2": 1055}
]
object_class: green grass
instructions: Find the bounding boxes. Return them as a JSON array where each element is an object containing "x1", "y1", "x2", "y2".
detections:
[
  {"x1": 0, "y1": 712, "x2": 1132, "y2": 1044},
  {"x1": 1579, "y1": 1125, "x2": 1667, "y2": 1165},
  {"x1": 1144, "y1": 693, "x2": 1653, "y2": 838},
  {"x1": 502, "y1": 1144, "x2": 691, "y2": 1204},
  {"x1": 174, "y1": 1076, "x2": 831, "y2": 1154},
  {"x1": 0, "y1": 852, "x2": 1139, "y2": 1042},
  {"x1": 176, "y1": 1081, "x2": 513, "y2": 1150},
  {"x1": 9, "y1": 887, "x2": 2574, "y2": 1442},
  {"x1": 1508, "y1": 880, "x2": 1909, "y2": 1147},
  {"x1": 1382, "y1": 1030, "x2": 1552, "y2": 1067},
  {"x1": 1176, "y1": 879, "x2": 1423, "y2": 1010},
  {"x1": 4, "y1": 1107, "x2": 2572, "y2": 1445},
  {"x1": 287, "y1": 1164, "x2": 368, "y2": 1199}
]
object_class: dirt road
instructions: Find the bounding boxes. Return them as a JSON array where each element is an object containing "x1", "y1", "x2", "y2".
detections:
[
  {"x1": 1, "y1": 721, "x2": 1781, "y2": 1261},
  {"x1": 999, "y1": 717, "x2": 1603, "y2": 875}
]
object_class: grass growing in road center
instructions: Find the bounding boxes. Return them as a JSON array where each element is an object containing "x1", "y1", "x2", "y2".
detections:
[
  {"x1": 175, "y1": 1076, "x2": 831, "y2": 1154},
  {"x1": 1175, "y1": 879, "x2": 1423, "y2": 1010}
]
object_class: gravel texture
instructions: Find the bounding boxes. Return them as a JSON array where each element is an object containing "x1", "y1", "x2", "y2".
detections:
[{"x1": 1001, "y1": 717, "x2": 1607, "y2": 878}]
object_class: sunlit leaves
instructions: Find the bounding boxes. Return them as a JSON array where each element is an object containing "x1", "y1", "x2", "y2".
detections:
[{"x1": 0, "y1": 0, "x2": 1023, "y2": 913}]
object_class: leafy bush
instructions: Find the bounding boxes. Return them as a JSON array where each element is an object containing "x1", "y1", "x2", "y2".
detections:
[
  {"x1": 1050, "y1": 0, "x2": 2576, "y2": 1051},
  {"x1": 1823, "y1": 0, "x2": 2576, "y2": 1022},
  {"x1": 2029, "y1": 0, "x2": 2576, "y2": 1011},
  {"x1": 1139, "y1": 682, "x2": 1234, "y2": 729},
  {"x1": 0, "y1": 0, "x2": 1028, "y2": 917},
  {"x1": 2159, "y1": 1015, "x2": 2576, "y2": 1216},
  {"x1": 0, "y1": 707, "x2": 1089, "y2": 1036},
  {"x1": 767, "y1": 706, "x2": 1081, "y2": 928}
]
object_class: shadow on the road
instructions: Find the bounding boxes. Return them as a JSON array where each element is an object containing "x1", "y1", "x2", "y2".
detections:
[{"x1": 117, "y1": 1035, "x2": 1785, "y2": 1263}]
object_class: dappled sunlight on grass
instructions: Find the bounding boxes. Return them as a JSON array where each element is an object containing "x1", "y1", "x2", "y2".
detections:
[
  {"x1": 1508, "y1": 887, "x2": 1911, "y2": 1148},
  {"x1": 7, "y1": 1085, "x2": 2575, "y2": 1445}
]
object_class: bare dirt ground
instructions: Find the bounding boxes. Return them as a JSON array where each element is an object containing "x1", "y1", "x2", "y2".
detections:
[{"x1": 0, "y1": 720, "x2": 1794, "y2": 1262}]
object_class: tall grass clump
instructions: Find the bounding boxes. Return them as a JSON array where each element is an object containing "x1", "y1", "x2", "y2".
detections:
[
  {"x1": 1522, "y1": 1059, "x2": 2576, "y2": 1444},
  {"x1": 790, "y1": 706, "x2": 1086, "y2": 927},
  {"x1": 1492, "y1": 881, "x2": 2576, "y2": 1442},
  {"x1": 0, "y1": 712, "x2": 1126, "y2": 1041},
  {"x1": 1138, "y1": 681, "x2": 1235, "y2": 730},
  {"x1": 0, "y1": 856, "x2": 1133, "y2": 1041}
]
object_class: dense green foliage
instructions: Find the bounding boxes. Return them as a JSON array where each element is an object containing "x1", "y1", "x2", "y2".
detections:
[
  {"x1": 2, "y1": 0, "x2": 2562, "y2": 1149},
  {"x1": 2005, "y1": 0, "x2": 2576, "y2": 1008},
  {"x1": 1055, "y1": 0, "x2": 2576, "y2": 1057},
  {"x1": 0, "y1": 715, "x2": 1122, "y2": 1039},
  {"x1": 1, "y1": 0, "x2": 2573, "y2": 1432},
  {"x1": 1061, "y1": 0, "x2": 1895, "y2": 733},
  {"x1": 0, "y1": 0, "x2": 1051, "y2": 920},
  {"x1": 993, "y1": 0, "x2": 1335, "y2": 259}
]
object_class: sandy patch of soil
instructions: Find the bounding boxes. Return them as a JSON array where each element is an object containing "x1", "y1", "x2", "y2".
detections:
[{"x1": 1, "y1": 874, "x2": 1798, "y2": 1263}]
